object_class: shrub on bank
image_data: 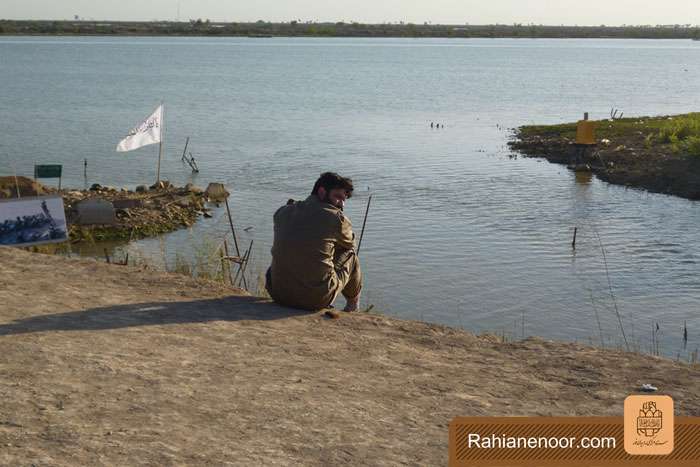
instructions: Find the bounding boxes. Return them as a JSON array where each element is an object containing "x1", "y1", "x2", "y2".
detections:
[
  {"x1": 655, "y1": 115, "x2": 700, "y2": 141},
  {"x1": 653, "y1": 114, "x2": 700, "y2": 157},
  {"x1": 683, "y1": 136, "x2": 700, "y2": 158}
]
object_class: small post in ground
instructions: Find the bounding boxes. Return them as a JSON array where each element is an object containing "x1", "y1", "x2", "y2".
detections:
[
  {"x1": 357, "y1": 194, "x2": 373, "y2": 255},
  {"x1": 224, "y1": 196, "x2": 241, "y2": 257},
  {"x1": 235, "y1": 240, "x2": 253, "y2": 290},
  {"x1": 223, "y1": 239, "x2": 233, "y2": 286},
  {"x1": 219, "y1": 244, "x2": 226, "y2": 284}
]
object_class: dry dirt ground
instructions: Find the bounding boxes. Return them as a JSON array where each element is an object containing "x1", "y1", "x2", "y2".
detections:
[{"x1": 1, "y1": 248, "x2": 699, "y2": 466}]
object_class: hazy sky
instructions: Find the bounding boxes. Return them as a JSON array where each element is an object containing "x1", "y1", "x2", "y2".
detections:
[{"x1": 1, "y1": 0, "x2": 698, "y2": 26}]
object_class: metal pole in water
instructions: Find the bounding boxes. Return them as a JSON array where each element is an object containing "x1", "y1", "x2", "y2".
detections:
[{"x1": 181, "y1": 137, "x2": 190, "y2": 162}]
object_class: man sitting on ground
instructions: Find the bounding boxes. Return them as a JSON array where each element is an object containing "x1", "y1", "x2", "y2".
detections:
[{"x1": 266, "y1": 172, "x2": 362, "y2": 312}]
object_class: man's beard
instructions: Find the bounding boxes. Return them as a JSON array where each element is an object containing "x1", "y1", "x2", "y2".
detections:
[{"x1": 321, "y1": 192, "x2": 344, "y2": 210}]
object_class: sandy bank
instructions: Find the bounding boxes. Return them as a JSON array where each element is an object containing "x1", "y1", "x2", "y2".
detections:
[{"x1": 1, "y1": 247, "x2": 699, "y2": 465}]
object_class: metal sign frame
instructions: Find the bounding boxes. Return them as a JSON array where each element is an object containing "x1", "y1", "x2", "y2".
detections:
[{"x1": 34, "y1": 164, "x2": 63, "y2": 190}]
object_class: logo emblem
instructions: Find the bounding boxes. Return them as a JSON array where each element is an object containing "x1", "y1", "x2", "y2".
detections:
[
  {"x1": 624, "y1": 395, "x2": 674, "y2": 455},
  {"x1": 637, "y1": 401, "x2": 663, "y2": 437}
]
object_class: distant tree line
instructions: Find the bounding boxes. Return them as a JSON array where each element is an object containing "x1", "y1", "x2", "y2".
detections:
[{"x1": 1, "y1": 20, "x2": 699, "y2": 39}]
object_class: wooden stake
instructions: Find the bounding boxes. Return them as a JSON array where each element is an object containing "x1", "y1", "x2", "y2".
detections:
[
  {"x1": 357, "y1": 194, "x2": 372, "y2": 255},
  {"x1": 219, "y1": 244, "x2": 226, "y2": 284},
  {"x1": 223, "y1": 239, "x2": 233, "y2": 286},
  {"x1": 235, "y1": 240, "x2": 253, "y2": 290},
  {"x1": 104, "y1": 248, "x2": 111, "y2": 264},
  {"x1": 572, "y1": 227, "x2": 578, "y2": 249},
  {"x1": 224, "y1": 197, "x2": 241, "y2": 257},
  {"x1": 181, "y1": 136, "x2": 190, "y2": 162}
]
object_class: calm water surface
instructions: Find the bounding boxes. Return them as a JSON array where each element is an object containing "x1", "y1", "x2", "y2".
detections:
[{"x1": 2, "y1": 36, "x2": 699, "y2": 357}]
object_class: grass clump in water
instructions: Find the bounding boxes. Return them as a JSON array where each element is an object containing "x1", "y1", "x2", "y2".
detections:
[{"x1": 166, "y1": 237, "x2": 225, "y2": 282}]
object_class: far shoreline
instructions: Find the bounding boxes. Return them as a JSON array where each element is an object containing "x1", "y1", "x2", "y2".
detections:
[
  {"x1": 1, "y1": 34, "x2": 698, "y2": 41},
  {"x1": 1, "y1": 20, "x2": 699, "y2": 40}
]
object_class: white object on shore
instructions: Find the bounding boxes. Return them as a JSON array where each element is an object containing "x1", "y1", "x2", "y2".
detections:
[{"x1": 640, "y1": 384, "x2": 658, "y2": 392}]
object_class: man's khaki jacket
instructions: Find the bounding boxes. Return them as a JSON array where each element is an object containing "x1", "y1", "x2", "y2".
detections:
[{"x1": 269, "y1": 195, "x2": 355, "y2": 310}]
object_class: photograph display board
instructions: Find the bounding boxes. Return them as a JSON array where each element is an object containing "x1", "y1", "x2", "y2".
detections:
[{"x1": 0, "y1": 195, "x2": 69, "y2": 247}]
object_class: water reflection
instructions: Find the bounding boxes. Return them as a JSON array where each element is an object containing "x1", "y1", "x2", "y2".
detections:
[{"x1": 574, "y1": 170, "x2": 593, "y2": 185}]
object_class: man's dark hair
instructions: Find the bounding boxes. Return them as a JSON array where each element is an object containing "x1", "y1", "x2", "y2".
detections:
[{"x1": 311, "y1": 172, "x2": 354, "y2": 198}]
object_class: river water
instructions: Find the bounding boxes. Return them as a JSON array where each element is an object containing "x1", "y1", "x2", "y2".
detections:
[{"x1": 2, "y1": 36, "x2": 699, "y2": 357}]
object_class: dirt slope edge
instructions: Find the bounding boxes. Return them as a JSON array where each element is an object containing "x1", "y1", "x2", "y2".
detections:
[{"x1": 0, "y1": 247, "x2": 698, "y2": 466}]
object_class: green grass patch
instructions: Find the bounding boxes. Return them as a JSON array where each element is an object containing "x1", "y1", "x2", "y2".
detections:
[
  {"x1": 656, "y1": 114, "x2": 700, "y2": 143},
  {"x1": 684, "y1": 135, "x2": 700, "y2": 157},
  {"x1": 654, "y1": 114, "x2": 700, "y2": 157},
  {"x1": 517, "y1": 112, "x2": 700, "y2": 157},
  {"x1": 519, "y1": 115, "x2": 692, "y2": 139}
]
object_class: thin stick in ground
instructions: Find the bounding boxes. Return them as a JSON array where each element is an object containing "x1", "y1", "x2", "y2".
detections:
[
  {"x1": 223, "y1": 239, "x2": 233, "y2": 286},
  {"x1": 224, "y1": 196, "x2": 241, "y2": 257},
  {"x1": 236, "y1": 240, "x2": 253, "y2": 290},
  {"x1": 357, "y1": 194, "x2": 372, "y2": 255},
  {"x1": 591, "y1": 226, "x2": 630, "y2": 352},
  {"x1": 218, "y1": 244, "x2": 226, "y2": 284},
  {"x1": 223, "y1": 195, "x2": 247, "y2": 283}
]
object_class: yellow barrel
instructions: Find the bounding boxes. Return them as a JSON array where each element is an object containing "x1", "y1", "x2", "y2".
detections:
[{"x1": 576, "y1": 120, "x2": 596, "y2": 145}]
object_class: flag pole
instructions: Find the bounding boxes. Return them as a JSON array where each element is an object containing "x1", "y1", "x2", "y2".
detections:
[
  {"x1": 156, "y1": 102, "x2": 164, "y2": 184},
  {"x1": 11, "y1": 159, "x2": 21, "y2": 198}
]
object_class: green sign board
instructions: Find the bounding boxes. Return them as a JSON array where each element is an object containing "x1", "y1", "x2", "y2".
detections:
[{"x1": 34, "y1": 164, "x2": 62, "y2": 179}]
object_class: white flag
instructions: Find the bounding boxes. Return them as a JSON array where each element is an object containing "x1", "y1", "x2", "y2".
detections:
[{"x1": 116, "y1": 104, "x2": 163, "y2": 152}]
